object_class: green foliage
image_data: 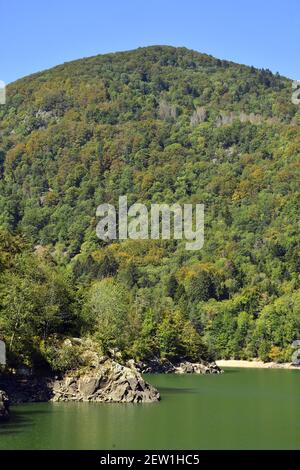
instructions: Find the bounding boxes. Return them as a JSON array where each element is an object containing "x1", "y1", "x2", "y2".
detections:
[
  {"x1": 251, "y1": 291, "x2": 300, "y2": 361},
  {"x1": 83, "y1": 278, "x2": 129, "y2": 352},
  {"x1": 0, "y1": 46, "x2": 300, "y2": 368},
  {"x1": 40, "y1": 338, "x2": 81, "y2": 373},
  {"x1": 0, "y1": 232, "x2": 80, "y2": 367},
  {"x1": 167, "y1": 274, "x2": 179, "y2": 299}
]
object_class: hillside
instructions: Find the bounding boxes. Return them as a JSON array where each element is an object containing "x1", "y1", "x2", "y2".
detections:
[{"x1": 0, "y1": 45, "x2": 300, "y2": 369}]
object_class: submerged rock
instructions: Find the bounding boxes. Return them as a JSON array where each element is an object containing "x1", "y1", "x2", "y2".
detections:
[
  {"x1": 51, "y1": 358, "x2": 160, "y2": 403},
  {"x1": 0, "y1": 390, "x2": 9, "y2": 421}
]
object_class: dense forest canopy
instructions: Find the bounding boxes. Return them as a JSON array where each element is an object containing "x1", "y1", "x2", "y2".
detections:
[{"x1": 0, "y1": 46, "x2": 300, "y2": 370}]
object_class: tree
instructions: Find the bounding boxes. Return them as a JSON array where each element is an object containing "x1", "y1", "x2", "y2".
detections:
[
  {"x1": 132, "y1": 308, "x2": 159, "y2": 360},
  {"x1": 0, "y1": 249, "x2": 78, "y2": 367},
  {"x1": 167, "y1": 274, "x2": 179, "y2": 299},
  {"x1": 118, "y1": 260, "x2": 138, "y2": 288},
  {"x1": 189, "y1": 270, "x2": 215, "y2": 302},
  {"x1": 0, "y1": 273, "x2": 35, "y2": 353},
  {"x1": 84, "y1": 278, "x2": 129, "y2": 351}
]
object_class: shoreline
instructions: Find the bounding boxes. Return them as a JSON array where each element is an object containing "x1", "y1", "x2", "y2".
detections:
[{"x1": 216, "y1": 359, "x2": 300, "y2": 370}]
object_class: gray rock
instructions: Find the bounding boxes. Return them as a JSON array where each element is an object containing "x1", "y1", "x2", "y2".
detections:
[
  {"x1": 51, "y1": 358, "x2": 160, "y2": 403},
  {"x1": 175, "y1": 361, "x2": 223, "y2": 375},
  {"x1": 78, "y1": 376, "x2": 100, "y2": 397},
  {"x1": 136, "y1": 357, "x2": 223, "y2": 375}
]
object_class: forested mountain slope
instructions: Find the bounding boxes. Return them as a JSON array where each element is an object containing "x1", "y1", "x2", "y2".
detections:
[{"x1": 0, "y1": 46, "x2": 300, "y2": 369}]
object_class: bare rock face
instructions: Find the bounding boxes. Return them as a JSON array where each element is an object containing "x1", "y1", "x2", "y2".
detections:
[
  {"x1": 137, "y1": 358, "x2": 223, "y2": 375},
  {"x1": 51, "y1": 358, "x2": 160, "y2": 403},
  {"x1": 0, "y1": 390, "x2": 9, "y2": 421},
  {"x1": 175, "y1": 361, "x2": 223, "y2": 375}
]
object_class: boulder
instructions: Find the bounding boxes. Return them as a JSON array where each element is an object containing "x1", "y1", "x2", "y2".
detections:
[
  {"x1": 78, "y1": 376, "x2": 100, "y2": 396},
  {"x1": 207, "y1": 362, "x2": 224, "y2": 374},
  {"x1": 0, "y1": 390, "x2": 9, "y2": 421},
  {"x1": 51, "y1": 357, "x2": 160, "y2": 403},
  {"x1": 175, "y1": 361, "x2": 223, "y2": 375},
  {"x1": 136, "y1": 357, "x2": 223, "y2": 375}
]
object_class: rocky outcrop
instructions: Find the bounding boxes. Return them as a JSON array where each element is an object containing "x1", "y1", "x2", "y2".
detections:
[
  {"x1": 174, "y1": 361, "x2": 223, "y2": 375},
  {"x1": 0, "y1": 356, "x2": 159, "y2": 404},
  {"x1": 137, "y1": 358, "x2": 223, "y2": 375},
  {"x1": 0, "y1": 390, "x2": 9, "y2": 421},
  {"x1": 51, "y1": 357, "x2": 160, "y2": 403}
]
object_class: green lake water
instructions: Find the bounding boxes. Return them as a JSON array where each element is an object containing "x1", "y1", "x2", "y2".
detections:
[{"x1": 0, "y1": 368, "x2": 300, "y2": 450}]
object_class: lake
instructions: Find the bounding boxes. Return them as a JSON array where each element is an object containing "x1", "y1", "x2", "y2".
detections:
[{"x1": 0, "y1": 368, "x2": 299, "y2": 450}]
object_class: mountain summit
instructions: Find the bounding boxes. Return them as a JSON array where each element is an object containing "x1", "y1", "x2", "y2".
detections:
[{"x1": 0, "y1": 46, "x2": 300, "y2": 363}]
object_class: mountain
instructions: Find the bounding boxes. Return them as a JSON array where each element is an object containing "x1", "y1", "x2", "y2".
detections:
[{"x1": 0, "y1": 46, "x2": 300, "y2": 369}]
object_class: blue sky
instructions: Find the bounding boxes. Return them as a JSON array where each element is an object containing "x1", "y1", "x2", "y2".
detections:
[{"x1": 1, "y1": 0, "x2": 300, "y2": 84}]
